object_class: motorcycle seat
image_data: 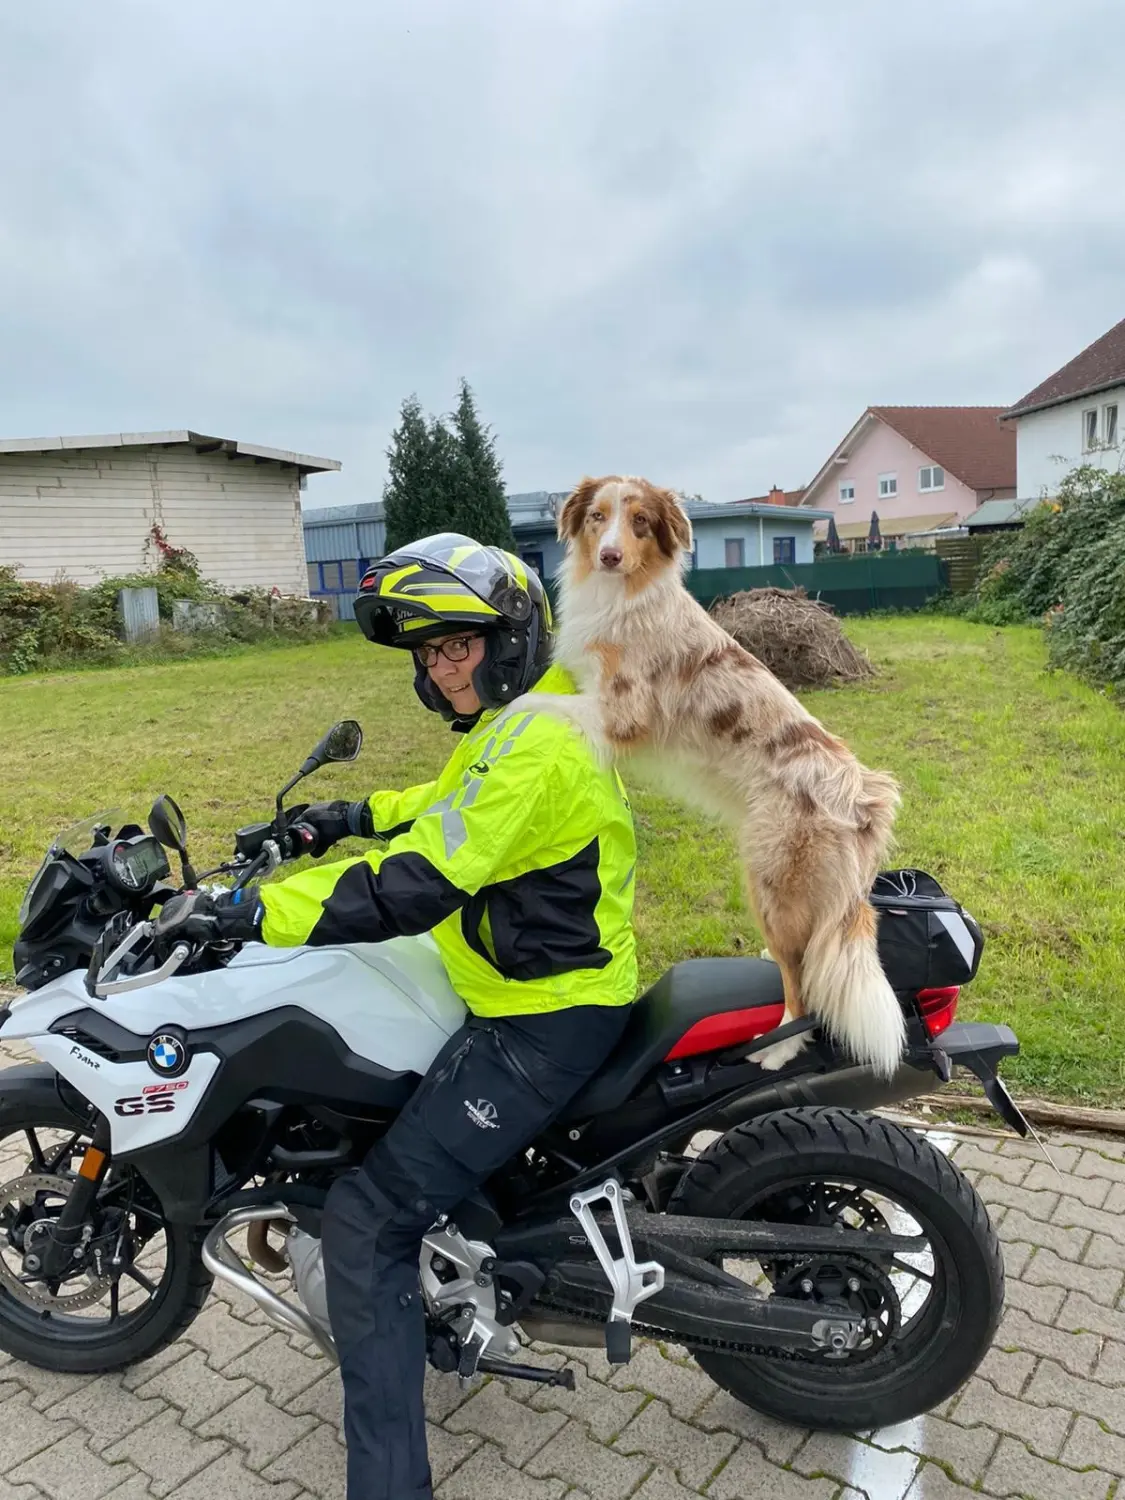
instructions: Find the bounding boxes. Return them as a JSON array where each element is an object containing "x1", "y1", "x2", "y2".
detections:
[{"x1": 561, "y1": 957, "x2": 785, "y2": 1120}]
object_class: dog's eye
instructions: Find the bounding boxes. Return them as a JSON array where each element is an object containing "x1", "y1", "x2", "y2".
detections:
[
  {"x1": 631, "y1": 513, "x2": 650, "y2": 536},
  {"x1": 589, "y1": 511, "x2": 604, "y2": 524}
]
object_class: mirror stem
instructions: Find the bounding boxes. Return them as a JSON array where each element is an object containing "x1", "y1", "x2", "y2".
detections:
[{"x1": 274, "y1": 768, "x2": 309, "y2": 837}]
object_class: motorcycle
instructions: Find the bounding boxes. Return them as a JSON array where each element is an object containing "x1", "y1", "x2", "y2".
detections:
[{"x1": 0, "y1": 720, "x2": 1031, "y2": 1432}]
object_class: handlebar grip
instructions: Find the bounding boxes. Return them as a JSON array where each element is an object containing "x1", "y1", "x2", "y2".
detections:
[{"x1": 281, "y1": 823, "x2": 319, "y2": 860}]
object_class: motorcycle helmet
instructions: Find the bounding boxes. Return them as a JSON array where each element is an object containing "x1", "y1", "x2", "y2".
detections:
[{"x1": 353, "y1": 533, "x2": 554, "y2": 720}]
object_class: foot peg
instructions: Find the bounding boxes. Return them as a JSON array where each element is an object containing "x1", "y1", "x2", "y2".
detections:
[{"x1": 569, "y1": 1179, "x2": 664, "y2": 1365}]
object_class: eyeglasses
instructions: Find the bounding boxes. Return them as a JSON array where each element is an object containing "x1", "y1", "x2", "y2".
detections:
[{"x1": 413, "y1": 634, "x2": 481, "y2": 668}]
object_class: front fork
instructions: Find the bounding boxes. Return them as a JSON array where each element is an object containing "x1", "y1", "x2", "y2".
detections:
[{"x1": 31, "y1": 1121, "x2": 112, "y2": 1281}]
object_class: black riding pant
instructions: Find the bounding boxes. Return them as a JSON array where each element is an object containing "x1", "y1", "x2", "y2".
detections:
[{"x1": 320, "y1": 1004, "x2": 630, "y2": 1500}]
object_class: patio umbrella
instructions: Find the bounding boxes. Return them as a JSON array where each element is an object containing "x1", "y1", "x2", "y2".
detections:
[
  {"x1": 826, "y1": 515, "x2": 842, "y2": 554},
  {"x1": 868, "y1": 510, "x2": 883, "y2": 551}
]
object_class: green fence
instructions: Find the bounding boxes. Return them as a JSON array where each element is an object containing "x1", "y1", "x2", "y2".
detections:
[
  {"x1": 684, "y1": 553, "x2": 949, "y2": 615},
  {"x1": 541, "y1": 553, "x2": 948, "y2": 618}
]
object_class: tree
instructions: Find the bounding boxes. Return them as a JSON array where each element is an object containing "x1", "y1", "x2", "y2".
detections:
[
  {"x1": 448, "y1": 379, "x2": 516, "y2": 549},
  {"x1": 383, "y1": 395, "x2": 446, "y2": 553},
  {"x1": 383, "y1": 383, "x2": 516, "y2": 553}
]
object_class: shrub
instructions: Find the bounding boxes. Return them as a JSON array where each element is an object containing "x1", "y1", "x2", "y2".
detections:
[
  {"x1": 0, "y1": 537, "x2": 329, "y2": 676},
  {"x1": 965, "y1": 465, "x2": 1125, "y2": 693}
]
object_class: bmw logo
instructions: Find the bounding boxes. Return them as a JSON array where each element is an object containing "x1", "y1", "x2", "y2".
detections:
[{"x1": 147, "y1": 1032, "x2": 188, "y2": 1078}]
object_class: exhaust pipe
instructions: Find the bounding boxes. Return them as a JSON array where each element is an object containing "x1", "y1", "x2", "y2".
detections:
[
  {"x1": 201, "y1": 1205, "x2": 337, "y2": 1362},
  {"x1": 706, "y1": 1058, "x2": 936, "y2": 1134}
]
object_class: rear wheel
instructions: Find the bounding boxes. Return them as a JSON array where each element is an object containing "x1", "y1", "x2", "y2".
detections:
[
  {"x1": 0, "y1": 1090, "x2": 211, "y2": 1373},
  {"x1": 669, "y1": 1107, "x2": 1004, "y2": 1430}
]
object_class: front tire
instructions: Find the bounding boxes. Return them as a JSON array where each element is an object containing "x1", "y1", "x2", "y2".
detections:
[
  {"x1": 0, "y1": 1085, "x2": 212, "y2": 1374},
  {"x1": 669, "y1": 1107, "x2": 1004, "y2": 1431}
]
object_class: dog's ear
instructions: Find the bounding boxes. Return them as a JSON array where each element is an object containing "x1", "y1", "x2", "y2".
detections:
[
  {"x1": 558, "y1": 477, "x2": 602, "y2": 541},
  {"x1": 648, "y1": 486, "x2": 693, "y2": 559}
]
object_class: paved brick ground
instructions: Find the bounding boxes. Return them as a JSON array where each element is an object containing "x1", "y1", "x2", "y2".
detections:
[{"x1": 3, "y1": 1036, "x2": 1125, "y2": 1498}]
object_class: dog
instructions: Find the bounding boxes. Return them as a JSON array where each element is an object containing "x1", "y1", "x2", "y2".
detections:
[{"x1": 509, "y1": 474, "x2": 905, "y2": 1077}]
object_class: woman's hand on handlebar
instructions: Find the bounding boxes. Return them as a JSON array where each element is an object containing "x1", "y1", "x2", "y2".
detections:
[{"x1": 152, "y1": 888, "x2": 262, "y2": 948}]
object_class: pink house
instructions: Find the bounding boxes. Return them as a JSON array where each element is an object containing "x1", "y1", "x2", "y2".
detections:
[{"x1": 799, "y1": 407, "x2": 1016, "y2": 549}]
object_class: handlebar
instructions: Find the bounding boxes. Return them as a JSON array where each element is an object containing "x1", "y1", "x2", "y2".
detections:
[{"x1": 89, "y1": 822, "x2": 318, "y2": 996}]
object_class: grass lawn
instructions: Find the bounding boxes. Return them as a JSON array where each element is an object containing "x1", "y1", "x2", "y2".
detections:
[{"x1": 2, "y1": 617, "x2": 1123, "y2": 1104}]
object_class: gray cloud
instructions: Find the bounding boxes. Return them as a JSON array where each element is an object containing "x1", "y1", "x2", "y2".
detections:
[{"x1": 0, "y1": 0, "x2": 1122, "y2": 506}]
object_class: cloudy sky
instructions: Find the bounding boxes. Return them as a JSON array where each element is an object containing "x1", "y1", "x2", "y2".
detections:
[{"x1": 1, "y1": 1, "x2": 1122, "y2": 507}]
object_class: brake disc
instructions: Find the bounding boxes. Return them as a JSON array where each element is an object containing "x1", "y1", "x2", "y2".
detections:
[{"x1": 0, "y1": 1173, "x2": 113, "y2": 1312}]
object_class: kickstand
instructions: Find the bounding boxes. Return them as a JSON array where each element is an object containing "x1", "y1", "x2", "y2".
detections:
[{"x1": 1024, "y1": 1115, "x2": 1066, "y2": 1188}]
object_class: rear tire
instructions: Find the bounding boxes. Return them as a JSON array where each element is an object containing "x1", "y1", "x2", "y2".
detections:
[
  {"x1": 0, "y1": 1087, "x2": 212, "y2": 1374},
  {"x1": 669, "y1": 1107, "x2": 1004, "y2": 1430}
]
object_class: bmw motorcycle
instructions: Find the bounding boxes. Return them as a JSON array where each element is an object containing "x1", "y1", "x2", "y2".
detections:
[{"x1": 0, "y1": 721, "x2": 1031, "y2": 1430}]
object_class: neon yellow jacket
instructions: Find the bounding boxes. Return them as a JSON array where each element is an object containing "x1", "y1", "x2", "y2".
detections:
[{"x1": 259, "y1": 666, "x2": 638, "y2": 1016}]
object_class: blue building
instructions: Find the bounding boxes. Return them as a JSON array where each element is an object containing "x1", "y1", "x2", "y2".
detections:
[
  {"x1": 506, "y1": 489, "x2": 831, "y2": 574},
  {"x1": 302, "y1": 502, "x2": 387, "y2": 618},
  {"x1": 302, "y1": 489, "x2": 830, "y2": 618}
]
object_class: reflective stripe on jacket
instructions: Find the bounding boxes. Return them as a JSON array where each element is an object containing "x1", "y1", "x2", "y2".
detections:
[{"x1": 259, "y1": 665, "x2": 638, "y2": 1016}]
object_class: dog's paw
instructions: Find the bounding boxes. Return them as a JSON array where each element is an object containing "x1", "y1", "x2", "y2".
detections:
[{"x1": 755, "y1": 1030, "x2": 810, "y2": 1072}]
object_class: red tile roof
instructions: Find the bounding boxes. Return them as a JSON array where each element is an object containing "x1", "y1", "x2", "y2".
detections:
[
  {"x1": 1005, "y1": 315, "x2": 1125, "y2": 418},
  {"x1": 869, "y1": 406, "x2": 1016, "y2": 490},
  {"x1": 738, "y1": 488, "x2": 807, "y2": 507}
]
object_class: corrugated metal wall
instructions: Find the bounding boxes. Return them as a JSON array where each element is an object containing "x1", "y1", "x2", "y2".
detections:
[
  {"x1": 303, "y1": 512, "x2": 387, "y2": 620},
  {"x1": 305, "y1": 523, "x2": 359, "y2": 563}
]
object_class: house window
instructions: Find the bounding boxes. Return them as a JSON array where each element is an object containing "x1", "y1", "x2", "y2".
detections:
[
  {"x1": 838, "y1": 481, "x2": 855, "y2": 503},
  {"x1": 306, "y1": 563, "x2": 321, "y2": 594},
  {"x1": 878, "y1": 473, "x2": 898, "y2": 498},
  {"x1": 1104, "y1": 403, "x2": 1119, "y2": 448},
  {"x1": 341, "y1": 559, "x2": 359, "y2": 591},
  {"x1": 919, "y1": 465, "x2": 945, "y2": 492},
  {"x1": 773, "y1": 536, "x2": 796, "y2": 565},
  {"x1": 320, "y1": 562, "x2": 342, "y2": 590},
  {"x1": 725, "y1": 538, "x2": 745, "y2": 568},
  {"x1": 1084, "y1": 409, "x2": 1099, "y2": 450}
]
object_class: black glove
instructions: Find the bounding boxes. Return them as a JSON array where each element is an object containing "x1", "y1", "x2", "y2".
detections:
[
  {"x1": 153, "y1": 888, "x2": 262, "y2": 946},
  {"x1": 285, "y1": 799, "x2": 374, "y2": 857}
]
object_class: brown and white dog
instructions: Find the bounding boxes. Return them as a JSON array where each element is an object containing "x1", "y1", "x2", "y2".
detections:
[{"x1": 510, "y1": 474, "x2": 905, "y2": 1076}]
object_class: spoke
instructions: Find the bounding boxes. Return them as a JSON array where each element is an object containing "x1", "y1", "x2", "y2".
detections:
[
  {"x1": 891, "y1": 1257, "x2": 935, "y2": 1284},
  {"x1": 108, "y1": 1280, "x2": 120, "y2": 1321},
  {"x1": 121, "y1": 1264, "x2": 159, "y2": 1298},
  {"x1": 24, "y1": 1130, "x2": 47, "y2": 1172}
]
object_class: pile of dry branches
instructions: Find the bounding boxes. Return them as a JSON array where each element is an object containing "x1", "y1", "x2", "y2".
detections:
[{"x1": 709, "y1": 587, "x2": 875, "y2": 690}]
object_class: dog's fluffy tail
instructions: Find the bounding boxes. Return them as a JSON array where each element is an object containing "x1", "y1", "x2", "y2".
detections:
[
  {"x1": 801, "y1": 766, "x2": 904, "y2": 1079},
  {"x1": 802, "y1": 895, "x2": 905, "y2": 1079}
]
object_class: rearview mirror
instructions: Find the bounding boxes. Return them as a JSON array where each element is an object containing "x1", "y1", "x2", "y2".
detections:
[
  {"x1": 148, "y1": 795, "x2": 188, "y2": 854},
  {"x1": 148, "y1": 794, "x2": 197, "y2": 886},
  {"x1": 275, "y1": 721, "x2": 365, "y2": 838},
  {"x1": 302, "y1": 720, "x2": 363, "y2": 773},
  {"x1": 321, "y1": 719, "x2": 363, "y2": 763}
]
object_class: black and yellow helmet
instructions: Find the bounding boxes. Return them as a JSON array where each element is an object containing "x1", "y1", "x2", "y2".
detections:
[{"x1": 354, "y1": 533, "x2": 554, "y2": 720}]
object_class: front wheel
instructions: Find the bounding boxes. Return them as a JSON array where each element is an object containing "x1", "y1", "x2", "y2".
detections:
[
  {"x1": 669, "y1": 1107, "x2": 1004, "y2": 1431},
  {"x1": 0, "y1": 1083, "x2": 211, "y2": 1373}
]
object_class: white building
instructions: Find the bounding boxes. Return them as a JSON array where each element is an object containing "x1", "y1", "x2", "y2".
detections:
[
  {"x1": 1003, "y1": 315, "x2": 1124, "y2": 499},
  {"x1": 0, "y1": 430, "x2": 340, "y2": 593}
]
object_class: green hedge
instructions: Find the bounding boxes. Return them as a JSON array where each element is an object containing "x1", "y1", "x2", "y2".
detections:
[{"x1": 967, "y1": 465, "x2": 1125, "y2": 694}]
